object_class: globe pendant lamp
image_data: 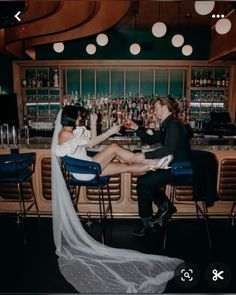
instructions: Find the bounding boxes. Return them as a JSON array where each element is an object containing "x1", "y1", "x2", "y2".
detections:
[
  {"x1": 96, "y1": 33, "x2": 109, "y2": 46},
  {"x1": 152, "y1": 2, "x2": 167, "y2": 38},
  {"x1": 152, "y1": 22, "x2": 167, "y2": 38},
  {"x1": 215, "y1": 18, "x2": 232, "y2": 35},
  {"x1": 86, "y1": 44, "x2": 96, "y2": 55},
  {"x1": 53, "y1": 42, "x2": 64, "y2": 53},
  {"x1": 194, "y1": 1, "x2": 215, "y2": 16},
  {"x1": 129, "y1": 43, "x2": 141, "y2": 55},
  {"x1": 171, "y1": 34, "x2": 185, "y2": 47},
  {"x1": 182, "y1": 45, "x2": 193, "y2": 56}
]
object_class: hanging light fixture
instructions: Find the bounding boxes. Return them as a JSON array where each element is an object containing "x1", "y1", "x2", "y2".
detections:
[
  {"x1": 194, "y1": 1, "x2": 215, "y2": 16},
  {"x1": 129, "y1": 43, "x2": 141, "y2": 55},
  {"x1": 171, "y1": 3, "x2": 184, "y2": 48},
  {"x1": 53, "y1": 42, "x2": 64, "y2": 53},
  {"x1": 215, "y1": 18, "x2": 232, "y2": 34},
  {"x1": 129, "y1": 10, "x2": 141, "y2": 55},
  {"x1": 152, "y1": 2, "x2": 167, "y2": 38},
  {"x1": 86, "y1": 44, "x2": 96, "y2": 55},
  {"x1": 182, "y1": 45, "x2": 193, "y2": 56},
  {"x1": 96, "y1": 33, "x2": 109, "y2": 46},
  {"x1": 172, "y1": 34, "x2": 185, "y2": 47}
]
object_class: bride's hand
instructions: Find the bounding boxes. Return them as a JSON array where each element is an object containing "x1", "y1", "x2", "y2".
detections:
[
  {"x1": 90, "y1": 113, "x2": 98, "y2": 125},
  {"x1": 108, "y1": 124, "x2": 122, "y2": 136}
]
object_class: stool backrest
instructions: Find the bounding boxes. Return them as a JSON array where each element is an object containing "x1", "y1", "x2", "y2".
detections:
[
  {"x1": 0, "y1": 152, "x2": 36, "y2": 182},
  {"x1": 62, "y1": 156, "x2": 101, "y2": 178}
]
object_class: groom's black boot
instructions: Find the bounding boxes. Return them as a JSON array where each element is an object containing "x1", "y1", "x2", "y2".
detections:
[
  {"x1": 132, "y1": 217, "x2": 156, "y2": 237},
  {"x1": 150, "y1": 199, "x2": 177, "y2": 224}
]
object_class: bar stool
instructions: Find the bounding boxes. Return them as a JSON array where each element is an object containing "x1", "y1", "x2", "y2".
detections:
[
  {"x1": 61, "y1": 155, "x2": 113, "y2": 221},
  {"x1": 163, "y1": 151, "x2": 215, "y2": 249},
  {"x1": 218, "y1": 158, "x2": 236, "y2": 226},
  {"x1": 0, "y1": 152, "x2": 40, "y2": 242}
]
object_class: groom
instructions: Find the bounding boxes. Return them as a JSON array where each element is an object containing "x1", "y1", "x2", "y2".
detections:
[{"x1": 127, "y1": 96, "x2": 191, "y2": 237}]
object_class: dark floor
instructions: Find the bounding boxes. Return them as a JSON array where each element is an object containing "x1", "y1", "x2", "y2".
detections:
[{"x1": 0, "y1": 215, "x2": 235, "y2": 294}]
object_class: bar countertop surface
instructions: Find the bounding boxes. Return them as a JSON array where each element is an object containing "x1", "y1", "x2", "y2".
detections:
[{"x1": 1, "y1": 136, "x2": 236, "y2": 151}]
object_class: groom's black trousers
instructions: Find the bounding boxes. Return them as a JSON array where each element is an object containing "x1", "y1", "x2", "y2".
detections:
[{"x1": 136, "y1": 169, "x2": 175, "y2": 218}]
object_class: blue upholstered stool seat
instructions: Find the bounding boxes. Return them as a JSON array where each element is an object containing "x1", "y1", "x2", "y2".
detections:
[{"x1": 61, "y1": 155, "x2": 113, "y2": 220}]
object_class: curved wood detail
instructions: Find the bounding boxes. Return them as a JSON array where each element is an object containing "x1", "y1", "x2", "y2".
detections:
[
  {"x1": 5, "y1": 1, "x2": 129, "y2": 58},
  {"x1": 24, "y1": 1, "x2": 129, "y2": 48},
  {"x1": 5, "y1": 1, "x2": 96, "y2": 43},
  {"x1": 19, "y1": 1, "x2": 60, "y2": 23}
]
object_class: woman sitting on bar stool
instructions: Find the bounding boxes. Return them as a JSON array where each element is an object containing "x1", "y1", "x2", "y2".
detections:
[
  {"x1": 55, "y1": 105, "x2": 173, "y2": 178},
  {"x1": 51, "y1": 105, "x2": 182, "y2": 294}
]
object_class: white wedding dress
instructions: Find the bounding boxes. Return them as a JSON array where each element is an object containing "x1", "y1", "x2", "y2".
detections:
[{"x1": 51, "y1": 109, "x2": 183, "y2": 293}]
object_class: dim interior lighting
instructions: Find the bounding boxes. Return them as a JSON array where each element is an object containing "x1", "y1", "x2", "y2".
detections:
[
  {"x1": 129, "y1": 43, "x2": 141, "y2": 55},
  {"x1": 96, "y1": 33, "x2": 109, "y2": 46},
  {"x1": 216, "y1": 14, "x2": 220, "y2": 18},
  {"x1": 212, "y1": 14, "x2": 215, "y2": 18},
  {"x1": 182, "y1": 44, "x2": 193, "y2": 56},
  {"x1": 215, "y1": 18, "x2": 232, "y2": 34},
  {"x1": 221, "y1": 14, "x2": 225, "y2": 18},
  {"x1": 53, "y1": 42, "x2": 64, "y2": 53},
  {"x1": 171, "y1": 34, "x2": 184, "y2": 47},
  {"x1": 152, "y1": 22, "x2": 167, "y2": 38},
  {"x1": 86, "y1": 44, "x2": 96, "y2": 55},
  {"x1": 194, "y1": 1, "x2": 215, "y2": 16}
]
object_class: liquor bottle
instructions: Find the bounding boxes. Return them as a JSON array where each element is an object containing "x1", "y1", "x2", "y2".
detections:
[
  {"x1": 203, "y1": 71, "x2": 208, "y2": 87},
  {"x1": 199, "y1": 71, "x2": 203, "y2": 87},
  {"x1": 207, "y1": 71, "x2": 212, "y2": 87},
  {"x1": 216, "y1": 76, "x2": 221, "y2": 87},
  {"x1": 53, "y1": 69, "x2": 59, "y2": 87},
  {"x1": 225, "y1": 72, "x2": 230, "y2": 87},
  {"x1": 194, "y1": 72, "x2": 200, "y2": 87},
  {"x1": 191, "y1": 73, "x2": 195, "y2": 87},
  {"x1": 221, "y1": 74, "x2": 226, "y2": 87},
  {"x1": 21, "y1": 75, "x2": 27, "y2": 87}
]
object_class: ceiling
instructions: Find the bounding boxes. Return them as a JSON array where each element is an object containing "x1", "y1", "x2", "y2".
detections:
[{"x1": 0, "y1": 1, "x2": 235, "y2": 60}]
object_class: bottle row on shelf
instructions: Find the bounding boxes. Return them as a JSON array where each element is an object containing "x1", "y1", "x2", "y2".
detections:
[
  {"x1": 191, "y1": 91, "x2": 224, "y2": 103},
  {"x1": 191, "y1": 71, "x2": 229, "y2": 88},
  {"x1": 21, "y1": 68, "x2": 59, "y2": 88},
  {"x1": 25, "y1": 94, "x2": 60, "y2": 102},
  {"x1": 26, "y1": 103, "x2": 60, "y2": 119}
]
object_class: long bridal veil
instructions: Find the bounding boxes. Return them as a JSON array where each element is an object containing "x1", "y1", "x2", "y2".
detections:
[{"x1": 51, "y1": 110, "x2": 182, "y2": 293}]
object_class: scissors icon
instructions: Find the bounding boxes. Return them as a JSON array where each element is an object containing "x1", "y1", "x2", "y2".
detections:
[{"x1": 212, "y1": 269, "x2": 224, "y2": 281}]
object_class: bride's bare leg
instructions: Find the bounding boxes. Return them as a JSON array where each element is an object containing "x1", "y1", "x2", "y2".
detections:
[
  {"x1": 92, "y1": 143, "x2": 139, "y2": 170},
  {"x1": 100, "y1": 162, "x2": 151, "y2": 176}
]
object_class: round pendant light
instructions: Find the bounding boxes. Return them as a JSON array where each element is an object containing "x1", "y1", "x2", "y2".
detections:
[
  {"x1": 129, "y1": 43, "x2": 141, "y2": 55},
  {"x1": 152, "y1": 22, "x2": 167, "y2": 38},
  {"x1": 86, "y1": 44, "x2": 96, "y2": 55},
  {"x1": 215, "y1": 18, "x2": 232, "y2": 35},
  {"x1": 171, "y1": 34, "x2": 185, "y2": 47},
  {"x1": 182, "y1": 45, "x2": 193, "y2": 56},
  {"x1": 194, "y1": 1, "x2": 215, "y2": 15},
  {"x1": 53, "y1": 42, "x2": 64, "y2": 53},
  {"x1": 96, "y1": 33, "x2": 109, "y2": 46}
]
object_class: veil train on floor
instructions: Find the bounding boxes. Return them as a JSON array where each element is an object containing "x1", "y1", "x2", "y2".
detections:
[{"x1": 51, "y1": 109, "x2": 183, "y2": 293}]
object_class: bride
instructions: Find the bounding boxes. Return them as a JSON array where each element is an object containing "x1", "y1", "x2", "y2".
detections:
[{"x1": 51, "y1": 106, "x2": 182, "y2": 293}]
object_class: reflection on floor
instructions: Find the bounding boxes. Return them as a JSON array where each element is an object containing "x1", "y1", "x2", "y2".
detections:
[{"x1": 0, "y1": 215, "x2": 235, "y2": 293}]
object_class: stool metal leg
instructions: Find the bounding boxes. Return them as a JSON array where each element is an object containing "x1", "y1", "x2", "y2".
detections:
[
  {"x1": 227, "y1": 201, "x2": 235, "y2": 227},
  {"x1": 106, "y1": 184, "x2": 113, "y2": 219},
  {"x1": 17, "y1": 182, "x2": 27, "y2": 244}
]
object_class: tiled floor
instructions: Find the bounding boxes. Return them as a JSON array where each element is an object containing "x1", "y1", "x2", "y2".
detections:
[{"x1": 0, "y1": 215, "x2": 235, "y2": 294}]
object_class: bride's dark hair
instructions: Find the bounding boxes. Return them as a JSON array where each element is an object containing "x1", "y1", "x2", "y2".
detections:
[{"x1": 61, "y1": 105, "x2": 79, "y2": 127}]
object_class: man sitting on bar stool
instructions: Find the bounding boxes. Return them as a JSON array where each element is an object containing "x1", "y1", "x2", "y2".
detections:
[{"x1": 126, "y1": 96, "x2": 192, "y2": 237}]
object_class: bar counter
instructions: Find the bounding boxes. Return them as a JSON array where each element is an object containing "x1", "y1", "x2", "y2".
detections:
[{"x1": 0, "y1": 136, "x2": 236, "y2": 218}]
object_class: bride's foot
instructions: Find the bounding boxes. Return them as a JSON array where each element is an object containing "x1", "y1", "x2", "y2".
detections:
[{"x1": 149, "y1": 155, "x2": 173, "y2": 171}]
